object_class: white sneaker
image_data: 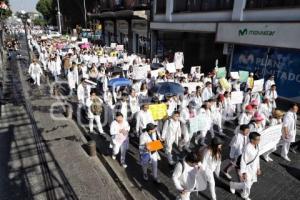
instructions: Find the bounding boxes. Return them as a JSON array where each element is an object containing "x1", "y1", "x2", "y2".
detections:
[
  {"x1": 268, "y1": 157, "x2": 273, "y2": 162},
  {"x1": 282, "y1": 156, "x2": 291, "y2": 162},
  {"x1": 169, "y1": 160, "x2": 175, "y2": 165},
  {"x1": 112, "y1": 155, "x2": 116, "y2": 160},
  {"x1": 122, "y1": 164, "x2": 127, "y2": 169},
  {"x1": 223, "y1": 172, "x2": 232, "y2": 179},
  {"x1": 229, "y1": 182, "x2": 235, "y2": 194}
]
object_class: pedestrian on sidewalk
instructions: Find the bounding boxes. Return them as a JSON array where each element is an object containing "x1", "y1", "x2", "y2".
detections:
[
  {"x1": 139, "y1": 123, "x2": 161, "y2": 183},
  {"x1": 110, "y1": 112, "x2": 130, "y2": 168},
  {"x1": 280, "y1": 103, "x2": 298, "y2": 161},
  {"x1": 28, "y1": 58, "x2": 43, "y2": 86},
  {"x1": 229, "y1": 132, "x2": 261, "y2": 200},
  {"x1": 86, "y1": 90, "x2": 104, "y2": 135}
]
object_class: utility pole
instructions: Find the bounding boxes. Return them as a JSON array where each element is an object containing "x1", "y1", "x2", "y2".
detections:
[
  {"x1": 56, "y1": 0, "x2": 62, "y2": 33},
  {"x1": 83, "y1": 0, "x2": 87, "y2": 28}
]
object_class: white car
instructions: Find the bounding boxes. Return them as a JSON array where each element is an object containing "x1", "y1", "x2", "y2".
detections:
[{"x1": 47, "y1": 31, "x2": 61, "y2": 39}]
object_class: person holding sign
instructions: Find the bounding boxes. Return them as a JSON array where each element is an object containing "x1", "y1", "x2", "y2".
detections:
[
  {"x1": 265, "y1": 84, "x2": 278, "y2": 109},
  {"x1": 249, "y1": 113, "x2": 265, "y2": 133},
  {"x1": 162, "y1": 111, "x2": 182, "y2": 165},
  {"x1": 110, "y1": 112, "x2": 130, "y2": 168},
  {"x1": 280, "y1": 103, "x2": 298, "y2": 162},
  {"x1": 230, "y1": 132, "x2": 261, "y2": 200},
  {"x1": 246, "y1": 73, "x2": 254, "y2": 90},
  {"x1": 139, "y1": 123, "x2": 161, "y2": 183}
]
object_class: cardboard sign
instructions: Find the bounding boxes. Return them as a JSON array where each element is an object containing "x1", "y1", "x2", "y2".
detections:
[
  {"x1": 252, "y1": 79, "x2": 264, "y2": 93},
  {"x1": 231, "y1": 91, "x2": 244, "y2": 104},
  {"x1": 116, "y1": 45, "x2": 124, "y2": 51},
  {"x1": 217, "y1": 67, "x2": 226, "y2": 79},
  {"x1": 219, "y1": 78, "x2": 231, "y2": 90},
  {"x1": 189, "y1": 113, "x2": 209, "y2": 133},
  {"x1": 132, "y1": 65, "x2": 148, "y2": 80},
  {"x1": 259, "y1": 124, "x2": 282, "y2": 155},
  {"x1": 146, "y1": 140, "x2": 163, "y2": 152},
  {"x1": 181, "y1": 82, "x2": 202, "y2": 92},
  {"x1": 115, "y1": 133, "x2": 128, "y2": 145},
  {"x1": 148, "y1": 104, "x2": 168, "y2": 121},
  {"x1": 239, "y1": 71, "x2": 249, "y2": 83},
  {"x1": 230, "y1": 72, "x2": 240, "y2": 80},
  {"x1": 166, "y1": 63, "x2": 176, "y2": 73}
]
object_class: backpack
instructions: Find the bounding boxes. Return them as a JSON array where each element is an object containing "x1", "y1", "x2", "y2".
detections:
[{"x1": 90, "y1": 98, "x2": 103, "y2": 115}]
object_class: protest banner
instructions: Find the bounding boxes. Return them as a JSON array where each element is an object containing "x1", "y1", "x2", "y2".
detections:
[
  {"x1": 182, "y1": 82, "x2": 202, "y2": 92},
  {"x1": 259, "y1": 124, "x2": 282, "y2": 155},
  {"x1": 115, "y1": 133, "x2": 128, "y2": 145},
  {"x1": 132, "y1": 65, "x2": 148, "y2": 80},
  {"x1": 166, "y1": 63, "x2": 176, "y2": 73},
  {"x1": 252, "y1": 79, "x2": 264, "y2": 93},
  {"x1": 231, "y1": 91, "x2": 244, "y2": 104},
  {"x1": 148, "y1": 104, "x2": 168, "y2": 121},
  {"x1": 190, "y1": 66, "x2": 201, "y2": 74},
  {"x1": 189, "y1": 113, "x2": 208, "y2": 133},
  {"x1": 230, "y1": 72, "x2": 240, "y2": 80},
  {"x1": 217, "y1": 67, "x2": 226, "y2": 79},
  {"x1": 219, "y1": 78, "x2": 231, "y2": 90},
  {"x1": 110, "y1": 43, "x2": 117, "y2": 48},
  {"x1": 116, "y1": 45, "x2": 124, "y2": 51},
  {"x1": 239, "y1": 71, "x2": 249, "y2": 83}
]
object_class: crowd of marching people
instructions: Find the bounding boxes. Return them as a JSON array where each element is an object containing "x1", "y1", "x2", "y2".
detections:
[{"x1": 24, "y1": 33, "x2": 299, "y2": 200}]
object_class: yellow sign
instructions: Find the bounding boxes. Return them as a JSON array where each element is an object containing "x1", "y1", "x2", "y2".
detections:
[
  {"x1": 219, "y1": 78, "x2": 231, "y2": 90},
  {"x1": 149, "y1": 104, "x2": 167, "y2": 121}
]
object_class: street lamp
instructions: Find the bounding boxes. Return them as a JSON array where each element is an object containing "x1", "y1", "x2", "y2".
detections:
[
  {"x1": 56, "y1": 0, "x2": 62, "y2": 34},
  {"x1": 17, "y1": 10, "x2": 31, "y2": 64}
]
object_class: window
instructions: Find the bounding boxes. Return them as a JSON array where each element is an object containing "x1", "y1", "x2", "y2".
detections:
[
  {"x1": 156, "y1": 0, "x2": 166, "y2": 14},
  {"x1": 173, "y1": 0, "x2": 233, "y2": 12},
  {"x1": 135, "y1": 34, "x2": 149, "y2": 55},
  {"x1": 246, "y1": 0, "x2": 300, "y2": 9}
]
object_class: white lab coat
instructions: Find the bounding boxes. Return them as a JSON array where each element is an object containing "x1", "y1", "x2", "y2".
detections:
[
  {"x1": 249, "y1": 122, "x2": 264, "y2": 133},
  {"x1": 242, "y1": 93, "x2": 251, "y2": 110},
  {"x1": 162, "y1": 119, "x2": 182, "y2": 148},
  {"x1": 259, "y1": 103, "x2": 272, "y2": 125},
  {"x1": 110, "y1": 120, "x2": 130, "y2": 146},
  {"x1": 282, "y1": 111, "x2": 297, "y2": 142},
  {"x1": 240, "y1": 143, "x2": 260, "y2": 183},
  {"x1": 229, "y1": 133, "x2": 249, "y2": 159},
  {"x1": 265, "y1": 90, "x2": 278, "y2": 108},
  {"x1": 136, "y1": 110, "x2": 154, "y2": 134},
  {"x1": 202, "y1": 87, "x2": 214, "y2": 102},
  {"x1": 28, "y1": 63, "x2": 43, "y2": 85},
  {"x1": 129, "y1": 95, "x2": 139, "y2": 114},
  {"x1": 264, "y1": 80, "x2": 275, "y2": 91},
  {"x1": 238, "y1": 112, "x2": 252, "y2": 126},
  {"x1": 139, "y1": 131, "x2": 160, "y2": 161},
  {"x1": 77, "y1": 83, "x2": 91, "y2": 106},
  {"x1": 67, "y1": 69, "x2": 79, "y2": 90}
]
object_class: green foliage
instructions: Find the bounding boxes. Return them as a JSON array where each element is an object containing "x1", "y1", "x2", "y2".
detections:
[
  {"x1": 0, "y1": 0, "x2": 12, "y2": 19},
  {"x1": 33, "y1": 17, "x2": 47, "y2": 26},
  {"x1": 36, "y1": 0, "x2": 55, "y2": 24}
]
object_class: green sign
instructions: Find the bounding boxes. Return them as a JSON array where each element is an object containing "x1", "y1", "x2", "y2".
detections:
[
  {"x1": 239, "y1": 71, "x2": 249, "y2": 83},
  {"x1": 217, "y1": 67, "x2": 226, "y2": 79}
]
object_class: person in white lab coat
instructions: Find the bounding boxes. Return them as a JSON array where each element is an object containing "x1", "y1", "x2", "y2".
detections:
[
  {"x1": 242, "y1": 89, "x2": 252, "y2": 111},
  {"x1": 136, "y1": 104, "x2": 154, "y2": 136},
  {"x1": 239, "y1": 105, "x2": 254, "y2": 126},
  {"x1": 172, "y1": 151, "x2": 205, "y2": 200},
  {"x1": 249, "y1": 113, "x2": 265, "y2": 133},
  {"x1": 110, "y1": 112, "x2": 130, "y2": 168},
  {"x1": 202, "y1": 137, "x2": 224, "y2": 200},
  {"x1": 139, "y1": 123, "x2": 161, "y2": 183},
  {"x1": 280, "y1": 103, "x2": 298, "y2": 161},
  {"x1": 39, "y1": 50, "x2": 48, "y2": 70},
  {"x1": 202, "y1": 82, "x2": 214, "y2": 102},
  {"x1": 67, "y1": 63, "x2": 79, "y2": 95},
  {"x1": 223, "y1": 124, "x2": 250, "y2": 179},
  {"x1": 230, "y1": 132, "x2": 261, "y2": 200},
  {"x1": 28, "y1": 59, "x2": 43, "y2": 86},
  {"x1": 265, "y1": 84, "x2": 278, "y2": 109},
  {"x1": 264, "y1": 75, "x2": 275, "y2": 92},
  {"x1": 162, "y1": 111, "x2": 182, "y2": 165},
  {"x1": 77, "y1": 78, "x2": 91, "y2": 106},
  {"x1": 194, "y1": 104, "x2": 212, "y2": 146},
  {"x1": 86, "y1": 91, "x2": 104, "y2": 135}
]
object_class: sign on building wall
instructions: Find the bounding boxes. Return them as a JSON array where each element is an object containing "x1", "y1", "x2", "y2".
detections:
[
  {"x1": 231, "y1": 45, "x2": 300, "y2": 102},
  {"x1": 216, "y1": 23, "x2": 300, "y2": 50}
]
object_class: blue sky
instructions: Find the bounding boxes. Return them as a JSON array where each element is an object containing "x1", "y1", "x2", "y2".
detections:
[{"x1": 10, "y1": 0, "x2": 39, "y2": 12}]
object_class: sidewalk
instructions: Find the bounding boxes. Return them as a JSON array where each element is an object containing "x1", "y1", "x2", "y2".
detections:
[{"x1": 0, "y1": 43, "x2": 127, "y2": 199}]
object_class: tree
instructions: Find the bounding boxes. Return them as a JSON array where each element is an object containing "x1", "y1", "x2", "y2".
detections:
[
  {"x1": 33, "y1": 17, "x2": 47, "y2": 26},
  {"x1": 0, "y1": 0, "x2": 12, "y2": 19},
  {"x1": 36, "y1": 0, "x2": 55, "y2": 24}
]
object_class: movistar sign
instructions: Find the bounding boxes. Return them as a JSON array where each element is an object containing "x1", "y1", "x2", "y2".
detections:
[{"x1": 238, "y1": 28, "x2": 275, "y2": 36}]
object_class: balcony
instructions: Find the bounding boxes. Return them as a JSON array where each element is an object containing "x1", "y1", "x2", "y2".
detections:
[
  {"x1": 173, "y1": 0, "x2": 234, "y2": 13},
  {"x1": 246, "y1": 0, "x2": 300, "y2": 9}
]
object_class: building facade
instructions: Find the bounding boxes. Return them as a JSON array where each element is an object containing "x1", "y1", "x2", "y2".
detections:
[
  {"x1": 90, "y1": 0, "x2": 150, "y2": 56},
  {"x1": 151, "y1": 0, "x2": 300, "y2": 101}
]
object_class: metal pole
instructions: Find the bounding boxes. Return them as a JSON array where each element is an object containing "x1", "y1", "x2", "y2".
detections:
[
  {"x1": 56, "y1": 0, "x2": 62, "y2": 34},
  {"x1": 83, "y1": 0, "x2": 87, "y2": 28}
]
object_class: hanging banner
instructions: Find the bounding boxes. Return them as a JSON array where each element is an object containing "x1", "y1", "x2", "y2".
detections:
[
  {"x1": 148, "y1": 104, "x2": 168, "y2": 121},
  {"x1": 231, "y1": 91, "x2": 244, "y2": 104},
  {"x1": 232, "y1": 45, "x2": 300, "y2": 102},
  {"x1": 259, "y1": 124, "x2": 282, "y2": 155},
  {"x1": 252, "y1": 79, "x2": 264, "y2": 93},
  {"x1": 217, "y1": 67, "x2": 226, "y2": 79}
]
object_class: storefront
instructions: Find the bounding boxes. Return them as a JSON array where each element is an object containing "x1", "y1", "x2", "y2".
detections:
[
  {"x1": 104, "y1": 21, "x2": 115, "y2": 45},
  {"x1": 216, "y1": 22, "x2": 300, "y2": 102},
  {"x1": 132, "y1": 19, "x2": 150, "y2": 56},
  {"x1": 116, "y1": 20, "x2": 129, "y2": 50}
]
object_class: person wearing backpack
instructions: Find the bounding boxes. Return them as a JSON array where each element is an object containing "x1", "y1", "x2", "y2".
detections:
[
  {"x1": 172, "y1": 151, "x2": 205, "y2": 200},
  {"x1": 229, "y1": 132, "x2": 262, "y2": 200},
  {"x1": 86, "y1": 90, "x2": 104, "y2": 135}
]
